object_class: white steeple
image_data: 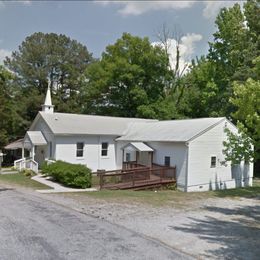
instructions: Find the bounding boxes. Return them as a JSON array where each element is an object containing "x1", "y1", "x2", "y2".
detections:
[{"x1": 42, "y1": 80, "x2": 54, "y2": 113}]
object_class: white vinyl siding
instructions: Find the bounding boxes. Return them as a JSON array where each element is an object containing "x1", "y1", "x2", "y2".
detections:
[
  {"x1": 187, "y1": 119, "x2": 253, "y2": 191},
  {"x1": 55, "y1": 135, "x2": 117, "y2": 171}
]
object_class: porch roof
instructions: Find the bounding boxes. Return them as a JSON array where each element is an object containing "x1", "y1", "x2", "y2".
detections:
[
  {"x1": 122, "y1": 142, "x2": 154, "y2": 152},
  {"x1": 25, "y1": 131, "x2": 47, "y2": 146},
  {"x1": 4, "y1": 139, "x2": 24, "y2": 150}
]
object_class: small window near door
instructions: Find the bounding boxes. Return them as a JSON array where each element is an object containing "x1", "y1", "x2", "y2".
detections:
[
  {"x1": 101, "y1": 142, "x2": 108, "y2": 156},
  {"x1": 210, "y1": 156, "x2": 217, "y2": 168},
  {"x1": 164, "y1": 156, "x2": 170, "y2": 167},
  {"x1": 76, "y1": 142, "x2": 84, "y2": 157},
  {"x1": 126, "y1": 153, "x2": 131, "y2": 162}
]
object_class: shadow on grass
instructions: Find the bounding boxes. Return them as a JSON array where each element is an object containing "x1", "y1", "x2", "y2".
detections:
[
  {"x1": 212, "y1": 179, "x2": 260, "y2": 199},
  {"x1": 171, "y1": 204, "x2": 260, "y2": 259}
]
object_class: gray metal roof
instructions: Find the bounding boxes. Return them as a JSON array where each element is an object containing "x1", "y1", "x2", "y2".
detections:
[
  {"x1": 25, "y1": 131, "x2": 47, "y2": 146},
  {"x1": 39, "y1": 112, "x2": 157, "y2": 136},
  {"x1": 122, "y1": 142, "x2": 154, "y2": 152},
  {"x1": 117, "y1": 117, "x2": 226, "y2": 142},
  {"x1": 4, "y1": 139, "x2": 24, "y2": 150}
]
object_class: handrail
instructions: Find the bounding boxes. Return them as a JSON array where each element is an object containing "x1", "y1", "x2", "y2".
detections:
[
  {"x1": 28, "y1": 159, "x2": 38, "y2": 173},
  {"x1": 14, "y1": 158, "x2": 38, "y2": 173},
  {"x1": 99, "y1": 165, "x2": 176, "y2": 189},
  {"x1": 14, "y1": 158, "x2": 26, "y2": 171}
]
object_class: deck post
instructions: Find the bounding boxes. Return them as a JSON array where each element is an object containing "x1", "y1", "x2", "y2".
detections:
[
  {"x1": 160, "y1": 169, "x2": 164, "y2": 182},
  {"x1": 132, "y1": 171, "x2": 135, "y2": 187},
  {"x1": 99, "y1": 173, "x2": 104, "y2": 189}
]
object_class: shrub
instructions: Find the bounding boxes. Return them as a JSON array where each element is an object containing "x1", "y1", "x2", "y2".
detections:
[
  {"x1": 41, "y1": 160, "x2": 92, "y2": 188},
  {"x1": 21, "y1": 168, "x2": 36, "y2": 177}
]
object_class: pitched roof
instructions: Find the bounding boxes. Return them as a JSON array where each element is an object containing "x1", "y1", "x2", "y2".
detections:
[
  {"x1": 39, "y1": 112, "x2": 157, "y2": 136},
  {"x1": 117, "y1": 117, "x2": 226, "y2": 142},
  {"x1": 25, "y1": 131, "x2": 47, "y2": 145},
  {"x1": 4, "y1": 139, "x2": 24, "y2": 150},
  {"x1": 122, "y1": 142, "x2": 154, "y2": 152}
]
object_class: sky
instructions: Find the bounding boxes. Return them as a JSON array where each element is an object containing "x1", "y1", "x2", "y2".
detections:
[{"x1": 0, "y1": 0, "x2": 243, "y2": 68}]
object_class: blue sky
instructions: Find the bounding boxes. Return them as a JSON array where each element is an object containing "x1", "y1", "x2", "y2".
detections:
[{"x1": 0, "y1": 1, "x2": 243, "y2": 66}]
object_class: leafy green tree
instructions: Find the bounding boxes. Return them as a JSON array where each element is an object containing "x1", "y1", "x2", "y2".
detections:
[
  {"x1": 230, "y1": 78, "x2": 260, "y2": 158},
  {"x1": 184, "y1": 57, "x2": 225, "y2": 117},
  {"x1": 4, "y1": 32, "x2": 93, "y2": 119},
  {"x1": 0, "y1": 66, "x2": 25, "y2": 148},
  {"x1": 83, "y1": 33, "x2": 175, "y2": 119},
  {"x1": 184, "y1": 1, "x2": 259, "y2": 119},
  {"x1": 223, "y1": 124, "x2": 254, "y2": 165},
  {"x1": 209, "y1": 1, "x2": 259, "y2": 81}
]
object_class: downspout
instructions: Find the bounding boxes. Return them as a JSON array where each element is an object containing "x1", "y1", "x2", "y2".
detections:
[
  {"x1": 98, "y1": 135, "x2": 101, "y2": 169},
  {"x1": 185, "y1": 142, "x2": 189, "y2": 192}
]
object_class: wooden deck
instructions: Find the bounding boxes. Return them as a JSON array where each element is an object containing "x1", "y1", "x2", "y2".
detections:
[{"x1": 95, "y1": 163, "x2": 176, "y2": 190}]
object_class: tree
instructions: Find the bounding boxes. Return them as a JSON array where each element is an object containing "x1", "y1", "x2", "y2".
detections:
[
  {"x1": 223, "y1": 124, "x2": 254, "y2": 165},
  {"x1": 184, "y1": 1, "x2": 260, "y2": 119},
  {"x1": 229, "y1": 78, "x2": 260, "y2": 176},
  {"x1": 184, "y1": 57, "x2": 224, "y2": 117},
  {"x1": 83, "y1": 33, "x2": 175, "y2": 119},
  {"x1": 4, "y1": 32, "x2": 93, "y2": 119},
  {"x1": 0, "y1": 66, "x2": 25, "y2": 148}
]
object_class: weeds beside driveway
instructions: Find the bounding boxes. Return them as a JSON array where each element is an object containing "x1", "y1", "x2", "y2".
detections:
[{"x1": 0, "y1": 173, "x2": 51, "y2": 190}]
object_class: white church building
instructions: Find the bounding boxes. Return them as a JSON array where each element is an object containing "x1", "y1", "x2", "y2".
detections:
[{"x1": 14, "y1": 87, "x2": 253, "y2": 192}]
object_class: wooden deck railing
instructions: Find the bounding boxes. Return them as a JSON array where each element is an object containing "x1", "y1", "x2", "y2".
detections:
[
  {"x1": 122, "y1": 161, "x2": 147, "y2": 169},
  {"x1": 95, "y1": 165, "x2": 176, "y2": 190}
]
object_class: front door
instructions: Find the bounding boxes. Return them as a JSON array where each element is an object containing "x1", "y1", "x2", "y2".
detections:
[{"x1": 34, "y1": 146, "x2": 46, "y2": 167}]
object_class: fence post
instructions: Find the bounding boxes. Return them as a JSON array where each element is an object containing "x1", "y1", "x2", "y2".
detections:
[
  {"x1": 160, "y1": 169, "x2": 164, "y2": 182},
  {"x1": 99, "y1": 173, "x2": 104, "y2": 189},
  {"x1": 132, "y1": 171, "x2": 135, "y2": 187}
]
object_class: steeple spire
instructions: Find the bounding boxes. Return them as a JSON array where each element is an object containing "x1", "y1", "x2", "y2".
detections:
[{"x1": 42, "y1": 80, "x2": 54, "y2": 113}]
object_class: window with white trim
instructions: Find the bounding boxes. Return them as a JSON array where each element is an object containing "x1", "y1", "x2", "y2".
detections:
[
  {"x1": 101, "y1": 142, "x2": 108, "y2": 156},
  {"x1": 76, "y1": 142, "x2": 84, "y2": 157},
  {"x1": 210, "y1": 156, "x2": 217, "y2": 168}
]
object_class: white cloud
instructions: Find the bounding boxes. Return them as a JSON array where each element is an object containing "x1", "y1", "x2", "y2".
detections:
[
  {"x1": 202, "y1": 1, "x2": 242, "y2": 19},
  {"x1": 95, "y1": 1, "x2": 195, "y2": 16},
  {"x1": 0, "y1": 49, "x2": 12, "y2": 65},
  {"x1": 0, "y1": 1, "x2": 5, "y2": 9},
  {"x1": 152, "y1": 33, "x2": 202, "y2": 74},
  {"x1": 0, "y1": 0, "x2": 32, "y2": 9},
  {"x1": 21, "y1": 1, "x2": 32, "y2": 5},
  {"x1": 119, "y1": 1, "x2": 194, "y2": 16},
  {"x1": 96, "y1": 1, "x2": 244, "y2": 19}
]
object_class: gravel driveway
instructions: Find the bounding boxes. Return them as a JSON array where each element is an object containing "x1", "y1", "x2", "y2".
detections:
[
  {"x1": 41, "y1": 192, "x2": 260, "y2": 260},
  {"x1": 1, "y1": 184, "x2": 259, "y2": 260},
  {"x1": 0, "y1": 187, "x2": 192, "y2": 260}
]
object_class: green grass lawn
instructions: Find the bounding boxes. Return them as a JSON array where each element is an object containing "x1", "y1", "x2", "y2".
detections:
[
  {"x1": 81, "y1": 178, "x2": 260, "y2": 207},
  {"x1": 213, "y1": 178, "x2": 260, "y2": 198},
  {"x1": 0, "y1": 173, "x2": 51, "y2": 190}
]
